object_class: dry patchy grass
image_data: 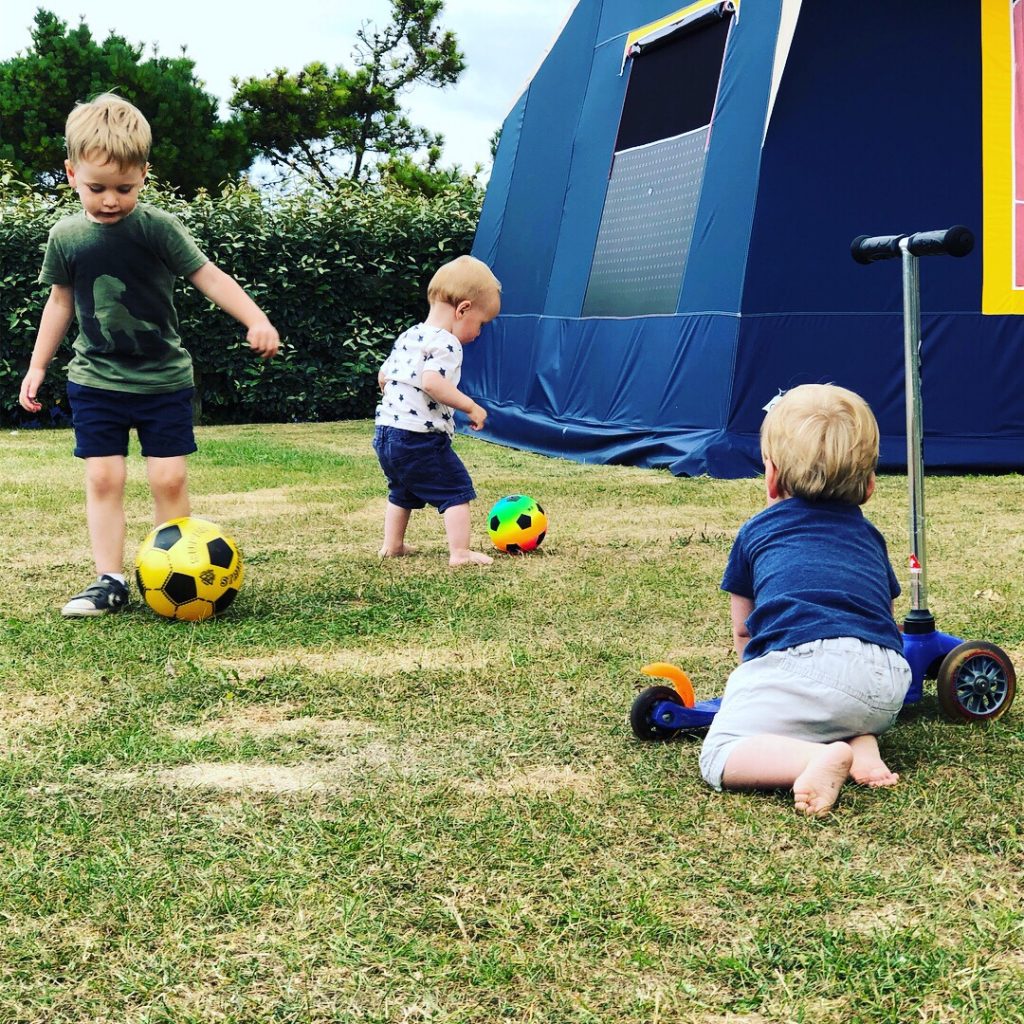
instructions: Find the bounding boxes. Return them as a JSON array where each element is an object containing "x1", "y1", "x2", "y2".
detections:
[{"x1": 1, "y1": 423, "x2": 1023, "y2": 1023}]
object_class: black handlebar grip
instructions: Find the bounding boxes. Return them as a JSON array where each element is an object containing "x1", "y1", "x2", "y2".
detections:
[
  {"x1": 904, "y1": 224, "x2": 974, "y2": 258},
  {"x1": 850, "y1": 233, "x2": 905, "y2": 264},
  {"x1": 851, "y1": 225, "x2": 974, "y2": 264}
]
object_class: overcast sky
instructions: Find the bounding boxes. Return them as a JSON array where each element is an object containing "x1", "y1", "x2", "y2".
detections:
[{"x1": 0, "y1": 1, "x2": 579, "y2": 172}]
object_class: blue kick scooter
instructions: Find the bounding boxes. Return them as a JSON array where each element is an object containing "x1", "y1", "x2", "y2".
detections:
[{"x1": 631, "y1": 226, "x2": 1016, "y2": 740}]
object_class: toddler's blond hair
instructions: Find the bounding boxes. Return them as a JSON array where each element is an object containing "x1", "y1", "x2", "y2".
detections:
[
  {"x1": 65, "y1": 93, "x2": 151, "y2": 170},
  {"x1": 761, "y1": 384, "x2": 879, "y2": 504},
  {"x1": 427, "y1": 255, "x2": 501, "y2": 308}
]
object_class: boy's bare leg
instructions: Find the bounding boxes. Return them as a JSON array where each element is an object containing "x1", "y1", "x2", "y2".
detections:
[
  {"x1": 443, "y1": 502, "x2": 492, "y2": 566},
  {"x1": 146, "y1": 455, "x2": 191, "y2": 525},
  {"x1": 380, "y1": 501, "x2": 415, "y2": 557},
  {"x1": 84, "y1": 456, "x2": 128, "y2": 576},
  {"x1": 722, "y1": 734, "x2": 853, "y2": 817},
  {"x1": 848, "y1": 734, "x2": 899, "y2": 787}
]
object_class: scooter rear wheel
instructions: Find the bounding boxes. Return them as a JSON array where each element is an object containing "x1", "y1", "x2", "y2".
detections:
[
  {"x1": 936, "y1": 641, "x2": 1016, "y2": 723},
  {"x1": 630, "y1": 686, "x2": 684, "y2": 741}
]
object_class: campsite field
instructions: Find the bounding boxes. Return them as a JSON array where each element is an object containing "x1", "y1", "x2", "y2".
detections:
[{"x1": 2, "y1": 421, "x2": 1023, "y2": 1024}]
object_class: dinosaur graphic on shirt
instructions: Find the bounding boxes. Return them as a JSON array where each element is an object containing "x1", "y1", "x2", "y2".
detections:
[{"x1": 87, "y1": 275, "x2": 161, "y2": 354}]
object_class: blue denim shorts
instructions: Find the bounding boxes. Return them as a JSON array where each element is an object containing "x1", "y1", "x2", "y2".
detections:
[
  {"x1": 373, "y1": 425, "x2": 476, "y2": 513},
  {"x1": 67, "y1": 381, "x2": 197, "y2": 459}
]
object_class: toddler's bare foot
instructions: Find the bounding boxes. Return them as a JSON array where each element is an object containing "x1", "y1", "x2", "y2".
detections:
[
  {"x1": 449, "y1": 549, "x2": 493, "y2": 566},
  {"x1": 850, "y1": 759, "x2": 899, "y2": 787},
  {"x1": 379, "y1": 544, "x2": 417, "y2": 557},
  {"x1": 793, "y1": 742, "x2": 853, "y2": 817},
  {"x1": 848, "y1": 735, "x2": 898, "y2": 787}
]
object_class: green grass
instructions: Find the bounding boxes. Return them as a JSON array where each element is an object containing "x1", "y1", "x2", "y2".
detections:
[{"x1": 1, "y1": 421, "x2": 1023, "y2": 1023}]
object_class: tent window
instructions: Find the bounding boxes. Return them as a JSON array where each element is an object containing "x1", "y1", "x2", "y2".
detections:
[{"x1": 583, "y1": 13, "x2": 732, "y2": 317}]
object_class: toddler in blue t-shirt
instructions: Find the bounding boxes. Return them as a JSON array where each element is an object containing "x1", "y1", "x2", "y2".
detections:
[{"x1": 699, "y1": 384, "x2": 911, "y2": 816}]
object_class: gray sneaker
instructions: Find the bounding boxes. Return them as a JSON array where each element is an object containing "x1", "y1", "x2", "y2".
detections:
[{"x1": 62, "y1": 575, "x2": 130, "y2": 617}]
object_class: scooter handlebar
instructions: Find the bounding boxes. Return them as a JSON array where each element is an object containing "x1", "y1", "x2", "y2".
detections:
[
  {"x1": 905, "y1": 225, "x2": 974, "y2": 258},
  {"x1": 850, "y1": 233, "x2": 903, "y2": 263},
  {"x1": 851, "y1": 225, "x2": 974, "y2": 264}
]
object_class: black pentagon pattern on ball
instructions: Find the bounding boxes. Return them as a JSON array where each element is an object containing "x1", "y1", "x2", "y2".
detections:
[
  {"x1": 152, "y1": 524, "x2": 183, "y2": 551},
  {"x1": 490, "y1": 515, "x2": 500, "y2": 531},
  {"x1": 536, "y1": 502, "x2": 545, "y2": 514},
  {"x1": 516, "y1": 513, "x2": 532, "y2": 530},
  {"x1": 214, "y1": 589, "x2": 239, "y2": 614},
  {"x1": 207, "y1": 537, "x2": 235, "y2": 569},
  {"x1": 506, "y1": 543, "x2": 521, "y2": 554},
  {"x1": 164, "y1": 571, "x2": 198, "y2": 605},
  {"x1": 537, "y1": 531, "x2": 546, "y2": 545}
]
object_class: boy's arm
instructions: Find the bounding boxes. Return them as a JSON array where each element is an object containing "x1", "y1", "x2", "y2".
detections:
[
  {"x1": 421, "y1": 369, "x2": 486, "y2": 430},
  {"x1": 19, "y1": 284, "x2": 74, "y2": 412},
  {"x1": 188, "y1": 262, "x2": 280, "y2": 358},
  {"x1": 729, "y1": 593, "x2": 753, "y2": 659}
]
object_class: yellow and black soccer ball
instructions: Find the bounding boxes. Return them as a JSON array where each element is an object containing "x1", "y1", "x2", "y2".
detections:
[{"x1": 135, "y1": 517, "x2": 244, "y2": 621}]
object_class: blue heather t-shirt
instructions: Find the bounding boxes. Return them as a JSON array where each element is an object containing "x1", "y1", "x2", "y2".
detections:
[{"x1": 721, "y1": 497, "x2": 902, "y2": 662}]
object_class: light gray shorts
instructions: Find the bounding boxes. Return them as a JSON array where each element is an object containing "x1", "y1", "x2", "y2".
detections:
[{"x1": 699, "y1": 637, "x2": 912, "y2": 791}]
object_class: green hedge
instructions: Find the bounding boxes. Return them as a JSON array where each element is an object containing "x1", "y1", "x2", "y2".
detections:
[{"x1": 0, "y1": 170, "x2": 482, "y2": 426}]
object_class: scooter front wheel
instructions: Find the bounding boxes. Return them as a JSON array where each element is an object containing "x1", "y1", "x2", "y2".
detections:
[{"x1": 936, "y1": 641, "x2": 1016, "y2": 723}]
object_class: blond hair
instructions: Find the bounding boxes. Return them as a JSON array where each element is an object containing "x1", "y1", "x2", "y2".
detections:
[
  {"x1": 761, "y1": 384, "x2": 879, "y2": 504},
  {"x1": 427, "y1": 255, "x2": 501, "y2": 308},
  {"x1": 65, "y1": 93, "x2": 151, "y2": 169}
]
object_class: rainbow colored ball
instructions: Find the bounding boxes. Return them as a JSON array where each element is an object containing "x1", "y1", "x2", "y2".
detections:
[{"x1": 487, "y1": 494, "x2": 548, "y2": 553}]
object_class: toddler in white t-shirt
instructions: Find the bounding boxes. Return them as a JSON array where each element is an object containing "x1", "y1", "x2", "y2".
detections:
[{"x1": 373, "y1": 255, "x2": 501, "y2": 566}]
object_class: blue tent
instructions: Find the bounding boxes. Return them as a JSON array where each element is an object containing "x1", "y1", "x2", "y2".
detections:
[{"x1": 464, "y1": 0, "x2": 1024, "y2": 476}]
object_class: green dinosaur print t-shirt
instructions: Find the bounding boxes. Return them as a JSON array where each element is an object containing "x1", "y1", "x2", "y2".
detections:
[{"x1": 39, "y1": 203, "x2": 209, "y2": 393}]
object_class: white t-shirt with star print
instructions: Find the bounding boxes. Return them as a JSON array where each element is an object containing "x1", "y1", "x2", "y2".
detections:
[{"x1": 375, "y1": 323, "x2": 464, "y2": 435}]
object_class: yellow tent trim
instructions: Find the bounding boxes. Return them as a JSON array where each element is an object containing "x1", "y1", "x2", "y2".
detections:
[
  {"x1": 624, "y1": 0, "x2": 740, "y2": 60},
  {"x1": 982, "y1": 0, "x2": 1024, "y2": 314}
]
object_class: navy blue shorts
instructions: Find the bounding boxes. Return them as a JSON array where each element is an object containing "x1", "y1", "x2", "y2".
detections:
[
  {"x1": 373, "y1": 425, "x2": 476, "y2": 513},
  {"x1": 67, "y1": 381, "x2": 197, "y2": 459}
]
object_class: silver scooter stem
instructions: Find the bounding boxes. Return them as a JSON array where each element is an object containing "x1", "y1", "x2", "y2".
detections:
[{"x1": 900, "y1": 238, "x2": 927, "y2": 612}]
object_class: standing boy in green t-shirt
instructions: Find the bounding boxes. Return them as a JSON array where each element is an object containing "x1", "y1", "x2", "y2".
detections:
[{"x1": 18, "y1": 93, "x2": 280, "y2": 616}]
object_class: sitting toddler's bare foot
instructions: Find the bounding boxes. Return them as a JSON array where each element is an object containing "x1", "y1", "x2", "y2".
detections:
[
  {"x1": 850, "y1": 759, "x2": 899, "y2": 788},
  {"x1": 379, "y1": 544, "x2": 417, "y2": 558},
  {"x1": 848, "y1": 735, "x2": 899, "y2": 787},
  {"x1": 793, "y1": 742, "x2": 853, "y2": 817},
  {"x1": 449, "y1": 549, "x2": 493, "y2": 566}
]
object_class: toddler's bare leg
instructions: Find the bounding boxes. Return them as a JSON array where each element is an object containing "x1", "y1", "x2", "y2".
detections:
[
  {"x1": 848, "y1": 734, "x2": 899, "y2": 787},
  {"x1": 722, "y1": 734, "x2": 853, "y2": 817},
  {"x1": 443, "y1": 503, "x2": 492, "y2": 566},
  {"x1": 146, "y1": 455, "x2": 190, "y2": 524},
  {"x1": 380, "y1": 502, "x2": 415, "y2": 557},
  {"x1": 85, "y1": 455, "x2": 127, "y2": 576}
]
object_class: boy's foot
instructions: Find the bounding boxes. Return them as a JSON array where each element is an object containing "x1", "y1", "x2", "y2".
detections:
[
  {"x1": 850, "y1": 760, "x2": 900, "y2": 787},
  {"x1": 793, "y1": 742, "x2": 853, "y2": 817},
  {"x1": 848, "y1": 735, "x2": 900, "y2": 787},
  {"x1": 61, "y1": 575, "x2": 130, "y2": 618},
  {"x1": 449, "y1": 550, "x2": 493, "y2": 567},
  {"x1": 379, "y1": 544, "x2": 417, "y2": 557}
]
